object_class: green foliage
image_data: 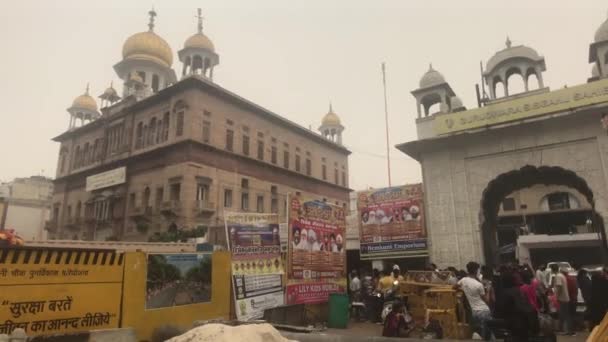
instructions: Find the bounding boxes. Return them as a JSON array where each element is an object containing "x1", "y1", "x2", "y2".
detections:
[
  {"x1": 148, "y1": 225, "x2": 208, "y2": 243},
  {"x1": 136, "y1": 222, "x2": 149, "y2": 234},
  {"x1": 146, "y1": 254, "x2": 182, "y2": 290},
  {"x1": 185, "y1": 255, "x2": 212, "y2": 283}
]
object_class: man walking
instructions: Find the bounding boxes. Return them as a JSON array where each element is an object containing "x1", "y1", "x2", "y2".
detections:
[
  {"x1": 456, "y1": 262, "x2": 493, "y2": 341},
  {"x1": 551, "y1": 264, "x2": 573, "y2": 335}
]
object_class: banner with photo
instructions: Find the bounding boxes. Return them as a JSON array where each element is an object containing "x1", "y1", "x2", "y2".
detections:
[
  {"x1": 146, "y1": 253, "x2": 213, "y2": 309},
  {"x1": 225, "y1": 212, "x2": 284, "y2": 321},
  {"x1": 357, "y1": 184, "x2": 428, "y2": 259},
  {"x1": 287, "y1": 196, "x2": 346, "y2": 305}
]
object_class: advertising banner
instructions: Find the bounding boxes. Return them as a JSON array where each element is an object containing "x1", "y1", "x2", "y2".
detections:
[
  {"x1": 357, "y1": 184, "x2": 428, "y2": 259},
  {"x1": 0, "y1": 249, "x2": 123, "y2": 336},
  {"x1": 145, "y1": 253, "x2": 213, "y2": 309},
  {"x1": 225, "y1": 213, "x2": 284, "y2": 321},
  {"x1": 287, "y1": 197, "x2": 346, "y2": 305}
]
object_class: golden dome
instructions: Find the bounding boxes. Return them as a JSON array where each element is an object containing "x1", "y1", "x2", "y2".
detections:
[
  {"x1": 71, "y1": 93, "x2": 98, "y2": 112},
  {"x1": 184, "y1": 33, "x2": 215, "y2": 51},
  {"x1": 322, "y1": 105, "x2": 341, "y2": 126},
  {"x1": 122, "y1": 31, "x2": 173, "y2": 68}
]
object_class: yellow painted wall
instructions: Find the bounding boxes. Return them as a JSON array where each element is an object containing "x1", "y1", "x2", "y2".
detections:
[
  {"x1": 0, "y1": 248, "x2": 123, "y2": 335},
  {"x1": 121, "y1": 251, "x2": 232, "y2": 341}
]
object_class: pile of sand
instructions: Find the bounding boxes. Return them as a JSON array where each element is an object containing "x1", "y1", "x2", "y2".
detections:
[{"x1": 167, "y1": 323, "x2": 297, "y2": 342}]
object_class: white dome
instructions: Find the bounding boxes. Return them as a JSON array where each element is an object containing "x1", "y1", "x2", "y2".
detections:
[
  {"x1": 595, "y1": 16, "x2": 608, "y2": 42},
  {"x1": 450, "y1": 96, "x2": 464, "y2": 109},
  {"x1": 486, "y1": 43, "x2": 543, "y2": 73},
  {"x1": 419, "y1": 65, "x2": 446, "y2": 88}
]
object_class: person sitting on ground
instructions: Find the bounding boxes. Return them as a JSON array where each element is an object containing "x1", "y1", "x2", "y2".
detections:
[
  {"x1": 382, "y1": 301, "x2": 413, "y2": 338},
  {"x1": 455, "y1": 262, "x2": 493, "y2": 341}
]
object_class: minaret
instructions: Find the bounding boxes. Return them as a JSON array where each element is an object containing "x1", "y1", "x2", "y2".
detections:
[
  {"x1": 67, "y1": 84, "x2": 100, "y2": 130},
  {"x1": 99, "y1": 81, "x2": 121, "y2": 108},
  {"x1": 319, "y1": 103, "x2": 345, "y2": 145},
  {"x1": 178, "y1": 8, "x2": 220, "y2": 80},
  {"x1": 114, "y1": 9, "x2": 176, "y2": 97}
]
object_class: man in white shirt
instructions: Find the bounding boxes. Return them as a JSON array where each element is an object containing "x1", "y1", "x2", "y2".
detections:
[
  {"x1": 350, "y1": 270, "x2": 361, "y2": 299},
  {"x1": 296, "y1": 229, "x2": 309, "y2": 250},
  {"x1": 551, "y1": 264, "x2": 572, "y2": 335},
  {"x1": 535, "y1": 264, "x2": 548, "y2": 290},
  {"x1": 456, "y1": 262, "x2": 492, "y2": 341}
]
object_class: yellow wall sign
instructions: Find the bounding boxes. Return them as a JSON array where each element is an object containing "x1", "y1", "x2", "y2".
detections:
[
  {"x1": 0, "y1": 248, "x2": 123, "y2": 335},
  {"x1": 434, "y1": 78, "x2": 608, "y2": 135}
]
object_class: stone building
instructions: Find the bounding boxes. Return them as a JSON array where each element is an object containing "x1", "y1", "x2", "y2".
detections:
[
  {"x1": 47, "y1": 10, "x2": 351, "y2": 243},
  {"x1": 1, "y1": 176, "x2": 53, "y2": 240},
  {"x1": 397, "y1": 13, "x2": 608, "y2": 267}
]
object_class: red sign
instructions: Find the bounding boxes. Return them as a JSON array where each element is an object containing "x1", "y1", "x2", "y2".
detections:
[
  {"x1": 287, "y1": 196, "x2": 346, "y2": 304},
  {"x1": 357, "y1": 184, "x2": 427, "y2": 258},
  {"x1": 286, "y1": 282, "x2": 344, "y2": 305}
]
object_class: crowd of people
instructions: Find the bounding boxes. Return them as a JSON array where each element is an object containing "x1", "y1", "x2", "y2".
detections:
[
  {"x1": 447, "y1": 261, "x2": 608, "y2": 340},
  {"x1": 347, "y1": 261, "x2": 608, "y2": 340}
]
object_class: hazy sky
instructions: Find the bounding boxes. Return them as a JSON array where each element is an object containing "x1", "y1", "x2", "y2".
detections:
[{"x1": 0, "y1": 1, "x2": 606, "y2": 190}]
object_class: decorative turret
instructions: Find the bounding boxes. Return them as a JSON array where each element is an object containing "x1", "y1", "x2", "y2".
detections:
[
  {"x1": 178, "y1": 8, "x2": 220, "y2": 80},
  {"x1": 319, "y1": 103, "x2": 345, "y2": 145},
  {"x1": 67, "y1": 84, "x2": 100, "y2": 130}
]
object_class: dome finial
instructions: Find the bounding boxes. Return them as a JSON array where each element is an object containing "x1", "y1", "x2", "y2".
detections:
[
  {"x1": 196, "y1": 8, "x2": 204, "y2": 34},
  {"x1": 85, "y1": 83, "x2": 90, "y2": 95},
  {"x1": 148, "y1": 8, "x2": 157, "y2": 32},
  {"x1": 429, "y1": 63, "x2": 433, "y2": 71},
  {"x1": 329, "y1": 101, "x2": 334, "y2": 113},
  {"x1": 110, "y1": 80, "x2": 114, "y2": 88},
  {"x1": 505, "y1": 36, "x2": 512, "y2": 48}
]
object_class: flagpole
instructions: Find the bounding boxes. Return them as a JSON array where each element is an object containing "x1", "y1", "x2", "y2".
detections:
[{"x1": 382, "y1": 62, "x2": 392, "y2": 187}]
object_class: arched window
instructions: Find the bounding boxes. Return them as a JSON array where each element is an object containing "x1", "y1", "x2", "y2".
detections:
[
  {"x1": 421, "y1": 93, "x2": 442, "y2": 116},
  {"x1": 176, "y1": 112, "x2": 184, "y2": 136},
  {"x1": 74, "y1": 146, "x2": 81, "y2": 169},
  {"x1": 83, "y1": 143, "x2": 90, "y2": 166},
  {"x1": 162, "y1": 112, "x2": 170, "y2": 142},
  {"x1": 76, "y1": 201, "x2": 82, "y2": 219},
  {"x1": 494, "y1": 77, "x2": 505, "y2": 98},
  {"x1": 193, "y1": 55, "x2": 203, "y2": 73},
  {"x1": 60, "y1": 153, "x2": 67, "y2": 173},
  {"x1": 143, "y1": 187, "x2": 151, "y2": 208},
  {"x1": 149, "y1": 118, "x2": 157, "y2": 146},
  {"x1": 527, "y1": 69, "x2": 540, "y2": 90},
  {"x1": 152, "y1": 74, "x2": 160, "y2": 92},
  {"x1": 136, "y1": 122, "x2": 143, "y2": 149},
  {"x1": 506, "y1": 68, "x2": 525, "y2": 95},
  {"x1": 540, "y1": 192, "x2": 581, "y2": 211}
]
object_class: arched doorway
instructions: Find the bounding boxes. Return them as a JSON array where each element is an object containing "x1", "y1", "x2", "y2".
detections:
[{"x1": 479, "y1": 165, "x2": 607, "y2": 266}]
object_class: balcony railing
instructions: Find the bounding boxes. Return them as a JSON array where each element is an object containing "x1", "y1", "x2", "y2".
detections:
[
  {"x1": 44, "y1": 220, "x2": 58, "y2": 232},
  {"x1": 193, "y1": 200, "x2": 216, "y2": 216},
  {"x1": 161, "y1": 200, "x2": 182, "y2": 215},
  {"x1": 129, "y1": 206, "x2": 144, "y2": 217}
]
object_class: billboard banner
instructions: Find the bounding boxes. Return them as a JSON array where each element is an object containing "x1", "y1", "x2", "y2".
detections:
[
  {"x1": 146, "y1": 253, "x2": 213, "y2": 309},
  {"x1": 357, "y1": 184, "x2": 427, "y2": 259},
  {"x1": 286, "y1": 197, "x2": 346, "y2": 305},
  {"x1": 225, "y1": 213, "x2": 284, "y2": 321}
]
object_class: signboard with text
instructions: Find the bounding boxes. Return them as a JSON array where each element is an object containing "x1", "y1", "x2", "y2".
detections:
[
  {"x1": 85, "y1": 167, "x2": 126, "y2": 192},
  {"x1": 225, "y1": 213, "x2": 284, "y2": 321},
  {"x1": 434, "y1": 78, "x2": 608, "y2": 135},
  {"x1": 0, "y1": 249, "x2": 122, "y2": 335},
  {"x1": 287, "y1": 197, "x2": 346, "y2": 305},
  {"x1": 357, "y1": 184, "x2": 427, "y2": 259}
]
